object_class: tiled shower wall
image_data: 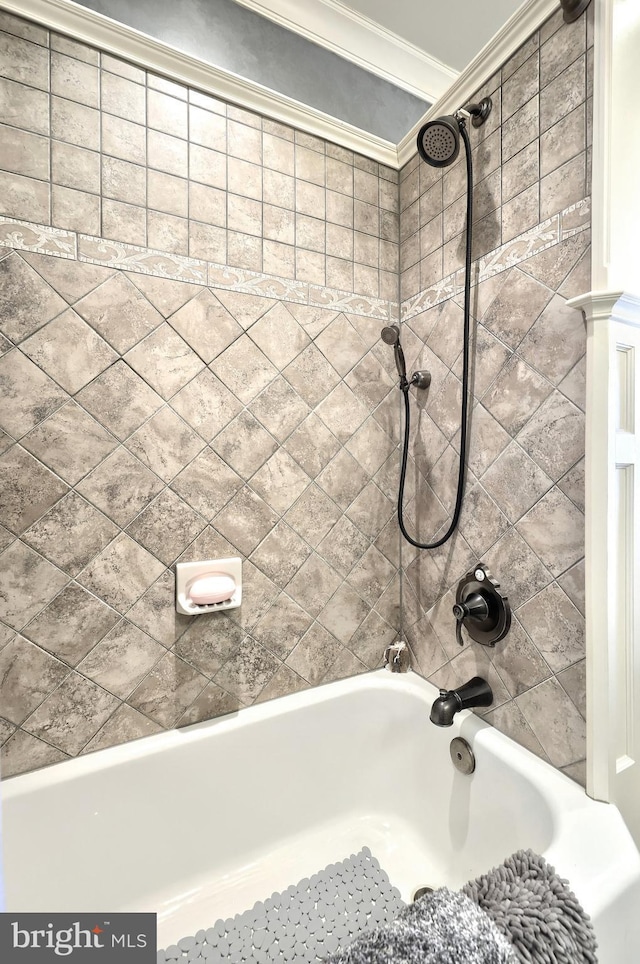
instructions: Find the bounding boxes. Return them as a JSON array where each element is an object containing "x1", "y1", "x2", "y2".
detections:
[
  {"x1": 0, "y1": 9, "x2": 402, "y2": 778},
  {"x1": 398, "y1": 6, "x2": 592, "y2": 784}
]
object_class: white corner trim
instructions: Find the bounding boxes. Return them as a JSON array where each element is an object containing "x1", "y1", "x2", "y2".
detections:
[
  {"x1": 229, "y1": 0, "x2": 457, "y2": 103},
  {"x1": 0, "y1": 0, "x2": 399, "y2": 166},
  {"x1": 568, "y1": 290, "x2": 640, "y2": 327},
  {"x1": 397, "y1": 0, "x2": 558, "y2": 167}
]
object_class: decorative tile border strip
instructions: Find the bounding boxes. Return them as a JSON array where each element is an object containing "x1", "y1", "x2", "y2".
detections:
[
  {"x1": 0, "y1": 216, "x2": 393, "y2": 322},
  {"x1": 401, "y1": 197, "x2": 591, "y2": 323},
  {"x1": 0, "y1": 217, "x2": 76, "y2": 259}
]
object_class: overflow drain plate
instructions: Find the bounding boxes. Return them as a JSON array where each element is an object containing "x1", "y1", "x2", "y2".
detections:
[{"x1": 450, "y1": 737, "x2": 475, "y2": 775}]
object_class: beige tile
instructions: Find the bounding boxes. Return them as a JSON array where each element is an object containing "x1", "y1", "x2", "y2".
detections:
[
  {"x1": 296, "y1": 249, "x2": 325, "y2": 285},
  {"x1": 22, "y1": 307, "x2": 117, "y2": 393},
  {"x1": 227, "y1": 232, "x2": 262, "y2": 271},
  {"x1": 540, "y1": 103, "x2": 585, "y2": 177},
  {"x1": 102, "y1": 112, "x2": 146, "y2": 165},
  {"x1": 228, "y1": 119, "x2": 262, "y2": 161},
  {"x1": 147, "y1": 210, "x2": 189, "y2": 255},
  {"x1": 52, "y1": 96, "x2": 99, "y2": 150},
  {"x1": 263, "y1": 131, "x2": 294, "y2": 175},
  {"x1": 0, "y1": 252, "x2": 68, "y2": 344},
  {"x1": 0, "y1": 351, "x2": 66, "y2": 437},
  {"x1": 102, "y1": 155, "x2": 146, "y2": 206},
  {"x1": 21, "y1": 400, "x2": 118, "y2": 485},
  {"x1": 189, "y1": 104, "x2": 226, "y2": 150},
  {"x1": 540, "y1": 152, "x2": 586, "y2": 220},
  {"x1": 189, "y1": 88, "x2": 226, "y2": 114},
  {"x1": 0, "y1": 11, "x2": 48, "y2": 45},
  {"x1": 169, "y1": 288, "x2": 242, "y2": 364},
  {"x1": 0, "y1": 77, "x2": 49, "y2": 135},
  {"x1": 147, "y1": 88, "x2": 187, "y2": 138},
  {"x1": 502, "y1": 50, "x2": 539, "y2": 122},
  {"x1": 0, "y1": 31, "x2": 49, "y2": 90},
  {"x1": 75, "y1": 360, "x2": 163, "y2": 441},
  {"x1": 263, "y1": 239, "x2": 295, "y2": 278},
  {"x1": 188, "y1": 181, "x2": 226, "y2": 227},
  {"x1": 101, "y1": 70, "x2": 145, "y2": 124},
  {"x1": 502, "y1": 181, "x2": 539, "y2": 244},
  {"x1": 51, "y1": 141, "x2": 100, "y2": 194},
  {"x1": 51, "y1": 51, "x2": 98, "y2": 107},
  {"x1": 263, "y1": 169, "x2": 294, "y2": 210},
  {"x1": 124, "y1": 322, "x2": 203, "y2": 400},
  {"x1": 148, "y1": 128, "x2": 187, "y2": 177},
  {"x1": 228, "y1": 194, "x2": 262, "y2": 237},
  {"x1": 228, "y1": 157, "x2": 262, "y2": 200},
  {"x1": 148, "y1": 74, "x2": 187, "y2": 100},
  {"x1": 188, "y1": 220, "x2": 226, "y2": 262},
  {"x1": 540, "y1": 11, "x2": 585, "y2": 87},
  {"x1": 102, "y1": 197, "x2": 146, "y2": 246},
  {"x1": 0, "y1": 123, "x2": 49, "y2": 180},
  {"x1": 52, "y1": 184, "x2": 100, "y2": 235},
  {"x1": 75, "y1": 272, "x2": 163, "y2": 353},
  {"x1": 51, "y1": 34, "x2": 98, "y2": 65},
  {"x1": 189, "y1": 143, "x2": 226, "y2": 189},
  {"x1": 101, "y1": 54, "x2": 145, "y2": 84}
]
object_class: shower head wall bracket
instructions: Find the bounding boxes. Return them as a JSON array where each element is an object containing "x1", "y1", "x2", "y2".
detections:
[{"x1": 457, "y1": 97, "x2": 493, "y2": 128}]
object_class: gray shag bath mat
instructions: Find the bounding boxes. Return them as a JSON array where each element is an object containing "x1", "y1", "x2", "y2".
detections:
[
  {"x1": 322, "y1": 887, "x2": 517, "y2": 964},
  {"x1": 157, "y1": 847, "x2": 405, "y2": 963},
  {"x1": 462, "y1": 849, "x2": 598, "y2": 964}
]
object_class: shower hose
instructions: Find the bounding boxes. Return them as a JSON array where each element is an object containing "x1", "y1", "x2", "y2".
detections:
[{"x1": 398, "y1": 120, "x2": 473, "y2": 550}]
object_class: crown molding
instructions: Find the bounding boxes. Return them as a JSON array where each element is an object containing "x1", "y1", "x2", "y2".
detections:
[
  {"x1": 228, "y1": 0, "x2": 457, "y2": 103},
  {"x1": 397, "y1": 0, "x2": 558, "y2": 167},
  {"x1": 568, "y1": 290, "x2": 640, "y2": 328},
  {"x1": 0, "y1": 0, "x2": 399, "y2": 165}
]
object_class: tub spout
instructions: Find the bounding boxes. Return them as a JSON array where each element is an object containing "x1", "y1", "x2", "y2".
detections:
[{"x1": 429, "y1": 676, "x2": 493, "y2": 726}]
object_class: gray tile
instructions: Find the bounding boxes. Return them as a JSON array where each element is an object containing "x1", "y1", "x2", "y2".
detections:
[
  {"x1": 517, "y1": 390, "x2": 585, "y2": 481},
  {"x1": 1, "y1": 729, "x2": 69, "y2": 777},
  {"x1": 51, "y1": 140, "x2": 100, "y2": 194},
  {"x1": 76, "y1": 361, "x2": 163, "y2": 440},
  {"x1": 214, "y1": 289, "x2": 275, "y2": 330},
  {"x1": 251, "y1": 592, "x2": 313, "y2": 660},
  {"x1": 214, "y1": 637, "x2": 280, "y2": 704},
  {"x1": 51, "y1": 51, "x2": 98, "y2": 107},
  {"x1": 102, "y1": 197, "x2": 146, "y2": 246},
  {"x1": 78, "y1": 619, "x2": 163, "y2": 699},
  {"x1": 345, "y1": 481, "x2": 394, "y2": 542},
  {"x1": 347, "y1": 546, "x2": 396, "y2": 607},
  {"x1": 102, "y1": 155, "x2": 146, "y2": 206},
  {"x1": 125, "y1": 406, "x2": 204, "y2": 483},
  {"x1": 517, "y1": 580, "x2": 585, "y2": 673},
  {"x1": 171, "y1": 368, "x2": 242, "y2": 441},
  {"x1": 24, "y1": 671, "x2": 119, "y2": 755},
  {"x1": 0, "y1": 31, "x2": 49, "y2": 90},
  {"x1": 23, "y1": 582, "x2": 119, "y2": 665},
  {"x1": 502, "y1": 50, "x2": 539, "y2": 121},
  {"x1": 317, "y1": 514, "x2": 369, "y2": 578},
  {"x1": 490, "y1": 614, "x2": 552, "y2": 698},
  {"x1": 519, "y1": 231, "x2": 590, "y2": 291},
  {"x1": 248, "y1": 303, "x2": 311, "y2": 371},
  {"x1": 0, "y1": 541, "x2": 68, "y2": 630},
  {"x1": 124, "y1": 323, "x2": 204, "y2": 400},
  {"x1": 482, "y1": 355, "x2": 552, "y2": 436},
  {"x1": 0, "y1": 635, "x2": 69, "y2": 725},
  {"x1": 458, "y1": 483, "x2": 510, "y2": 557},
  {"x1": 126, "y1": 488, "x2": 205, "y2": 566},
  {"x1": 101, "y1": 54, "x2": 145, "y2": 83},
  {"x1": 177, "y1": 682, "x2": 241, "y2": 726},
  {"x1": 318, "y1": 583, "x2": 369, "y2": 645},
  {"x1": 516, "y1": 485, "x2": 584, "y2": 577},
  {"x1": 516, "y1": 676, "x2": 585, "y2": 767},
  {"x1": 77, "y1": 532, "x2": 165, "y2": 613},
  {"x1": 102, "y1": 112, "x2": 146, "y2": 166},
  {"x1": 316, "y1": 382, "x2": 369, "y2": 445},
  {"x1": 540, "y1": 11, "x2": 585, "y2": 87},
  {"x1": 255, "y1": 664, "x2": 309, "y2": 704},
  {"x1": 250, "y1": 450, "x2": 310, "y2": 515},
  {"x1": 82, "y1": 703, "x2": 162, "y2": 753},
  {"x1": 284, "y1": 414, "x2": 341, "y2": 479},
  {"x1": 75, "y1": 273, "x2": 164, "y2": 353},
  {"x1": 540, "y1": 55, "x2": 585, "y2": 134},
  {"x1": 283, "y1": 344, "x2": 341, "y2": 408},
  {"x1": 484, "y1": 700, "x2": 548, "y2": 761},
  {"x1": 249, "y1": 376, "x2": 310, "y2": 444},
  {"x1": 168, "y1": 289, "x2": 243, "y2": 364},
  {"x1": 481, "y1": 441, "x2": 554, "y2": 523},
  {"x1": 250, "y1": 522, "x2": 312, "y2": 590},
  {"x1": 77, "y1": 448, "x2": 164, "y2": 526},
  {"x1": 540, "y1": 152, "x2": 586, "y2": 220},
  {"x1": 171, "y1": 447, "x2": 243, "y2": 519},
  {"x1": 211, "y1": 335, "x2": 278, "y2": 405},
  {"x1": 557, "y1": 455, "x2": 585, "y2": 515},
  {"x1": 51, "y1": 97, "x2": 99, "y2": 151},
  {"x1": 126, "y1": 272, "x2": 195, "y2": 316},
  {"x1": 285, "y1": 622, "x2": 344, "y2": 685},
  {"x1": 557, "y1": 557, "x2": 585, "y2": 616},
  {"x1": 0, "y1": 445, "x2": 68, "y2": 535},
  {"x1": 228, "y1": 560, "x2": 279, "y2": 632},
  {"x1": 23, "y1": 491, "x2": 119, "y2": 576},
  {"x1": 101, "y1": 70, "x2": 146, "y2": 124},
  {"x1": 0, "y1": 253, "x2": 67, "y2": 343},
  {"x1": 189, "y1": 143, "x2": 226, "y2": 188},
  {"x1": 452, "y1": 403, "x2": 510, "y2": 479},
  {"x1": 483, "y1": 527, "x2": 553, "y2": 610},
  {"x1": 148, "y1": 170, "x2": 188, "y2": 219},
  {"x1": 212, "y1": 410, "x2": 278, "y2": 480},
  {"x1": 540, "y1": 103, "x2": 586, "y2": 178},
  {"x1": 213, "y1": 486, "x2": 278, "y2": 556},
  {"x1": 21, "y1": 308, "x2": 117, "y2": 394},
  {"x1": 21, "y1": 251, "x2": 114, "y2": 305},
  {"x1": 557, "y1": 658, "x2": 586, "y2": 719},
  {"x1": 429, "y1": 643, "x2": 511, "y2": 715},
  {"x1": 285, "y1": 484, "x2": 342, "y2": 548},
  {"x1": 0, "y1": 122, "x2": 49, "y2": 180},
  {"x1": 501, "y1": 181, "x2": 540, "y2": 244},
  {"x1": 127, "y1": 569, "x2": 191, "y2": 647},
  {"x1": 0, "y1": 170, "x2": 50, "y2": 222},
  {"x1": 21, "y1": 401, "x2": 118, "y2": 485}
]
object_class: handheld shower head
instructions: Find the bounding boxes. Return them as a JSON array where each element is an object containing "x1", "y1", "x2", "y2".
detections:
[
  {"x1": 417, "y1": 115, "x2": 460, "y2": 168},
  {"x1": 416, "y1": 98, "x2": 493, "y2": 168},
  {"x1": 380, "y1": 325, "x2": 407, "y2": 382}
]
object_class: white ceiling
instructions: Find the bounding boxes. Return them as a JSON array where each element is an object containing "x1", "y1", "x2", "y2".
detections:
[{"x1": 338, "y1": 0, "x2": 527, "y2": 73}]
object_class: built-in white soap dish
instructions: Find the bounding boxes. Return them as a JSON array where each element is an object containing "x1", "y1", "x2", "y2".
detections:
[{"x1": 175, "y1": 558, "x2": 242, "y2": 615}]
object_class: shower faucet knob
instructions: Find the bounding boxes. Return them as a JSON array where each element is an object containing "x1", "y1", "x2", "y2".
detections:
[
  {"x1": 410, "y1": 370, "x2": 431, "y2": 390},
  {"x1": 453, "y1": 563, "x2": 510, "y2": 648}
]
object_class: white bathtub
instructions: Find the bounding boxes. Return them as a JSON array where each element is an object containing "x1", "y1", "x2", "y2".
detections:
[{"x1": 2, "y1": 671, "x2": 640, "y2": 960}]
